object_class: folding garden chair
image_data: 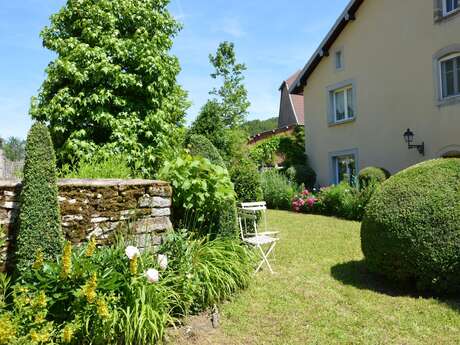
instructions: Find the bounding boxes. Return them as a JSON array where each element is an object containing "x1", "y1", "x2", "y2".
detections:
[
  {"x1": 240, "y1": 201, "x2": 278, "y2": 236},
  {"x1": 237, "y1": 208, "x2": 278, "y2": 274}
]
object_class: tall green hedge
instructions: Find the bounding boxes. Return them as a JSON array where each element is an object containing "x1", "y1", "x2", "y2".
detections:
[
  {"x1": 229, "y1": 159, "x2": 263, "y2": 202},
  {"x1": 361, "y1": 159, "x2": 460, "y2": 294},
  {"x1": 16, "y1": 123, "x2": 63, "y2": 273},
  {"x1": 185, "y1": 134, "x2": 226, "y2": 168}
]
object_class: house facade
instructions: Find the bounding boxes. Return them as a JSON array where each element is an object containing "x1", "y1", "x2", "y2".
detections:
[{"x1": 291, "y1": 0, "x2": 460, "y2": 186}]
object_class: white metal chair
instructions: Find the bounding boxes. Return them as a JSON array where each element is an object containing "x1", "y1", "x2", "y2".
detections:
[
  {"x1": 238, "y1": 207, "x2": 278, "y2": 274},
  {"x1": 240, "y1": 201, "x2": 278, "y2": 236}
]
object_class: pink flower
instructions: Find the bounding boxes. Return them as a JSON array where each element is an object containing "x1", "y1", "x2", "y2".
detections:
[
  {"x1": 306, "y1": 197, "x2": 317, "y2": 208},
  {"x1": 302, "y1": 190, "x2": 310, "y2": 196}
]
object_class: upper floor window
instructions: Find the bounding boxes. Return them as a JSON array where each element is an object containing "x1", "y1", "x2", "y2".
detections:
[
  {"x1": 439, "y1": 53, "x2": 460, "y2": 99},
  {"x1": 444, "y1": 0, "x2": 459, "y2": 16},
  {"x1": 333, "y1": 86, "x2": 354, "y2": 122},
  {"x1": 335, "y1": 50, "x2": 343, "y2": 70}
]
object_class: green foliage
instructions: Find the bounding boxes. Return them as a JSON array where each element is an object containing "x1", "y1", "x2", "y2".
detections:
[
  {"x1": 229, "y1": 159, "x2": 263, "y2": 202},
  {"x1": 285, "y1": 164, "x2": 316, "y2": 190},
  {"x1": 0, "y1": 231, "x2": 253, "y2": 344},
  {"x1": 260, "y1": 170, "x2": 297, "y2": 210},
  {"x1": 358, "y1": 167, "x2": 390, "y2": 190},
  {"x1": 0, "y1": 137, "x2": 26, "y2": 162},
  {"x1": 185, "y1": 134, "x2": 225, "y2": 168},
  {"x1": 158, "y1": 153, "x2": 238, "y2": 237},
  {"x1": 242, "y1": 117, "x2": 278, "y2": 136},
  {"x1": 16, "y1": 123, "x2": 63, "y2": 273},
  {"x1": 361, "y1": 159, "x2": 460, "y2": 294},
  {"x1": 60, "y1": 154, "x2": 136, "y2": 179},
  {"x1": 209, "y1": 41, "x2": 250, "y2": 128},
  {"x1": 30, "y1": 0, "x2": 189, "y2": 174},
  {"x1": 315, "y1": 183, "x2": 358, "y2": 220},
  {"x1": 249, "y1": 136, "x2": 281, "y2": 166}
]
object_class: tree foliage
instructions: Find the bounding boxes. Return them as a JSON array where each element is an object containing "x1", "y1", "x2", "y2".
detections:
[
  {"x1": 0, "y1": 137, "x2": 26, "y2": 161},
  {"x1": 209, "y1": 41, "x2": 250, "y2": 129},
  {"x1": 16, "y1": 123, "x2": 63, "y2": 273},
  {"x1": 30, "y1": 0, "x2": 189, "y2": 174},
  {"x1": 242, "y1": 117, "x2": 278, "y2": 136}
]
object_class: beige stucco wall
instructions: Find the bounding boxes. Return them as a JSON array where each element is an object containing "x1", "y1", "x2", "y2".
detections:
[{"x1": 303, "y1": 0, "x2": 460, "y2": 185}]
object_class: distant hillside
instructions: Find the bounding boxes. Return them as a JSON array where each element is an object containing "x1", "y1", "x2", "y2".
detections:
[{"x1": 243, "y1": 117, "x2": 278, "y2": 136}]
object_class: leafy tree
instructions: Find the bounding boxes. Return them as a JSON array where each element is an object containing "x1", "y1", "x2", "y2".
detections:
[
  {"x1": 30, "y1": 0, "x2": 189, "y2": 174},
  {"x1": 16, "y1": 123, "x2": 63, "y2": 273},
  {"x1": 1, "y1": 137, "x2": 26, "y2": 161},
  {"x1": 209, "y1": 41, "x2": 250, "y2": 128}
]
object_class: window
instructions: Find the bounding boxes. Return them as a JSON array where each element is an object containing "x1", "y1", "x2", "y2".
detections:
[
  {"x1": 439, "y1": 53, "x2": 460, "y2": 99},
  {"x1": 333, "y1": 154, "x2": 356, "y2": 185},
  {"x1": 443, "y1": 0, "x2": 459, "y2": 15},
  {"x1": 333, "y1": 86, "x2": 354, "y2": 122},
  {"x1": 335, "y1": 50, "x2": 343, "y2": 70}
]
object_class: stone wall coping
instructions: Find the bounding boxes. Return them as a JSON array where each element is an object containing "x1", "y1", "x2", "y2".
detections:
[{"x1": 0, "y1": 178, "x2": 169, "y2": 188}]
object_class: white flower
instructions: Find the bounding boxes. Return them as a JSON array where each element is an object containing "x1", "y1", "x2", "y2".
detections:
[
  {"x1": 145, "y1": 268, "x2": 159, "y2": 283},
  {"x1": 125, "y1": 246, "x2": 140, "y2": 260},
  {"x1": 157, "y1": 254, "x2": 168, "y2": 270}
]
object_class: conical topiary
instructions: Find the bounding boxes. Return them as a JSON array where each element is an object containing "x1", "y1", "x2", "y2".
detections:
[{"x1": 15, "y1": 122, "x2": 63, "y2": 273}]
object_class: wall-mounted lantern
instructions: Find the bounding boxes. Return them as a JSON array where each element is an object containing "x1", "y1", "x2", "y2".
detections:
[{"x1": 403, "y1": 128, "x2": 425, "y2": 156}]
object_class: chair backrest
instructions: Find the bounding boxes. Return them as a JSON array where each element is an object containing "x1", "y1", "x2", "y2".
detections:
[
  {"x1": 237, "y1": 208, "x2": 259, "y2": 240},
  {"x1": 240, "y1": 201, "x2": 267, "y2": 211}
]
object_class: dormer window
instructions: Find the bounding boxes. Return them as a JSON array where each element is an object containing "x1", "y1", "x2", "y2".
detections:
[{"x1": 443, "y1": 0, "x2": 459, "y2": 16}]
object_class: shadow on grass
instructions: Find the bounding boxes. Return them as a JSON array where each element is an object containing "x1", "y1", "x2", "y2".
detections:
[{"x1": 330, "y1": 260, "x2": 460, "y2": 312}]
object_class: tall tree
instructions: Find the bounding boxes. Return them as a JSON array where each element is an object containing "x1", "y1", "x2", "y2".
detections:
[
  {"x1": 208, "y1": 41, "x2": 250, "y2": 128},
  {"x1": 30, "y1": 0, "x2": 189, "y2": 173},
  {"x1": 1, "y1": 137, "x2": 26, "y2": 161}
]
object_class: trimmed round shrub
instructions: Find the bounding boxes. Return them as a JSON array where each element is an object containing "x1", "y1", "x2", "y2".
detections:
[
  {"x1": 16, "y1": 122, "x2": 64, "y2": 273},
  {"x1": 358, "y1": 166, "x2": 390, "y2": 189},
  {"x1": 361, "y1": 159, "x2": 460, "y2": 294},
  {"x1": 186, "y1": 134, "x2": 225, "y2": 168},
  {"x1": 229, "y1": 159, "x2": 263, "y2": 202}
]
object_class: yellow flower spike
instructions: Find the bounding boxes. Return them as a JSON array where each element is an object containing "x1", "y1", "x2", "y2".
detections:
[
  {"x1": 32, "y1": 248, "x2": 44, "y2": 270},
  {"x1": 85, "y1": 236, "x2": 97, "y2": 257},
  {"x1": 60, "y1": 241, "x2": 72, "y2": 279},
  {"x1": 62, "y1": 324, "x2": 74, "y2": 343},
  {"x1": 34, "y1": 291, "x2": 47, "y2": 309},
  {"x1": 129, "y1": 255, "x2": 138, "y2": 275},
  {"x1": 96, "y1": 298, "x2": 110, "y2": 319},
  {"x1": 0, "y1": 315, "x2": 17, "y2": 344},
  {"x1": 84, "y1": 272, "x2": 97, "y2": 304}
]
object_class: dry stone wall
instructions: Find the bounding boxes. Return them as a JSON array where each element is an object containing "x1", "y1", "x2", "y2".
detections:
[{"x1": 0, "y1": 179, "x2": 173, "y2": 271}]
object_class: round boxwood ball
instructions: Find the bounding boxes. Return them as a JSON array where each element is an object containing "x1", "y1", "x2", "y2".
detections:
[
  {"x1": 358, "y1": 166, "x2": 390, "y2": 189},
  {"x1": 361, "y1": 159, "x2": 460, "y2": 294}
]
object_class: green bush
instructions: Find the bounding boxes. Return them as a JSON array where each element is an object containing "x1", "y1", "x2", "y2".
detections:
[
  {"x1": 15, "y1": 123, "x2": 63, "y2": 273},
  {"x1": 358, "y1": 167, "x2": 390, "y2": 190},
  {"x1": 229, "y1": 159, "x2": 263, "y2": 202},
  {"x1": 361, "y1": 159, "x2": 460, "y2": 294},
  {"x1": 60, "y1": 154, "x2": 136, "y2": 179},
  {"x1": 0, "y1": 232, "x2": 253, "y2": 344},
  {"x1": 260, "y1": 170, "x2": 296, "y2": 210},
  {"x1": 285, "y1": 164, "x2": 316, "y2": 190},
  {"x1": 158, "y1": 153, "x2": 238, "y2": 238},
  {"x1": 185, "y1": 134, "x2": 225, "y2": 168},
  {"x1": 316, "y1": 182, "x2": 358, "y2": 219}
]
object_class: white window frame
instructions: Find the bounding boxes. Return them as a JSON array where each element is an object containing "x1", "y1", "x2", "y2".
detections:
[
  {"x1": 443, "y1": 0, "x2": 460, "y2": 16},
  {"x1": 329, "y1": 149, "x2": 359, "y2": 185},
  {"x1": 332, "y1": 86, "x2": 354, "y2": 123},
  {"x1": 439, "y1": 52, "x2": 460, "y2": 99}
]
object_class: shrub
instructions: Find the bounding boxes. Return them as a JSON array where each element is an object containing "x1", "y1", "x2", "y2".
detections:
[
  {"x1": 60, "y1": 154, "x2": 135, "y2": 179},
  {"x1": 315, "y1": 182, "x2": 358, "y2": 219},
  {"x1": 361, "y1": 159, "x2": 460, "y2": 294},
  {"x1": 358, "y1": 166, "x2": 390, "y2": 189},
  {"x1": 158, "y1": 153, "x2": 238, "y2": 238},
  {"x1": 260, "y1": 170, "x2": 296, "y2": 210},
  {"x1": 229, "y1": 159, "x2": 263, "y2": 202},
  {"x1": 15, "y1": 123, "x2": 63, "y2": 273},
  {"x1": 185, "y1": 134, "x2": 225, "y2": 168},
  {"x1": 285, "y1": 164, "x2": 316, "y2": 190}
]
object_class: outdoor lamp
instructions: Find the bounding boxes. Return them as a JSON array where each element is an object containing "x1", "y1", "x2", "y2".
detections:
[{"x1": 403, "y1": 128, "x2": 424, "y2": 156}]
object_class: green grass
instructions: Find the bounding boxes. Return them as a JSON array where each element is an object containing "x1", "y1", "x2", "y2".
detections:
[{"x1": 204, "y1": 211, "x2": 460, "y2": 345}]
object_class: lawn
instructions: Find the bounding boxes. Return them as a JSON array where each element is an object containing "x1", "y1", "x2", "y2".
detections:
[{"x1": 174, "y1": 210, "x2": 460, "y2": 345}]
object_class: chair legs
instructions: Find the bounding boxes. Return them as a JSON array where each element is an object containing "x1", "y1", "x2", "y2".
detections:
[{"x1": 255, "y1": 242, "x2": 277, "y2": 274}]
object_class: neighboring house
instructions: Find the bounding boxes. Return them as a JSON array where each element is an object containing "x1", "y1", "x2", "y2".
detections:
[
  {"x1": 291, "y1": 0, "x2": 460, "y2": 186},
  {"x1": 278, "y1": 71, "x2": 304, "y2": 127}
]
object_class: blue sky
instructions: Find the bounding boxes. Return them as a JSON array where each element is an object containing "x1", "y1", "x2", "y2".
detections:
[{"x1": 0, "y1": 0, "x2": 349, "y2": 139}]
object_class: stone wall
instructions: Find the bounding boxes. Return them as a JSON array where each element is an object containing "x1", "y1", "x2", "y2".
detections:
[{"x1": 0, "y1": 179, "x2": 173, "y2": 271}]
